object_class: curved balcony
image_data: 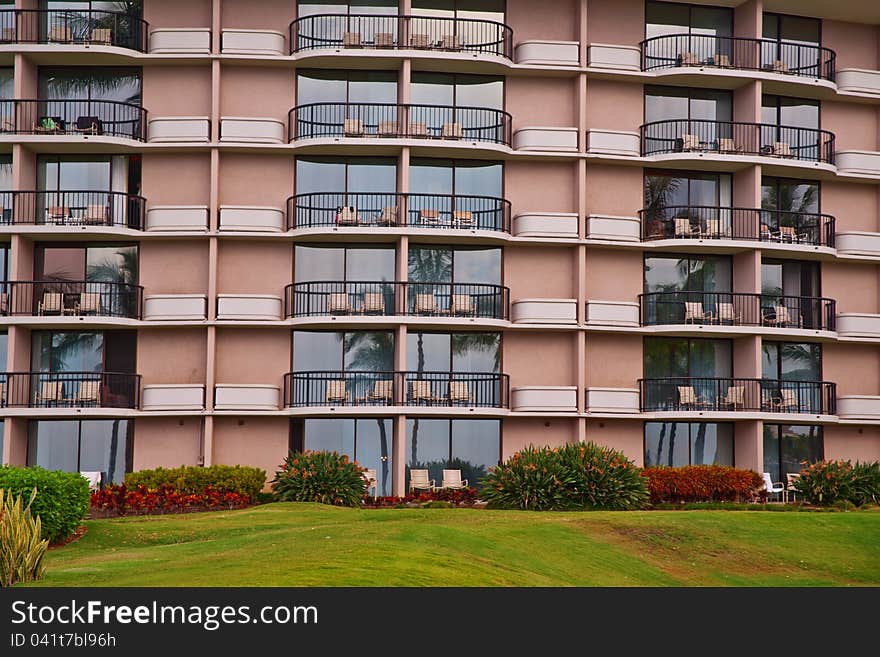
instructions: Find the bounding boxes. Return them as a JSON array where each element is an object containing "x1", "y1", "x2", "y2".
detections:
[
  {"x1": 0, "y1": 190, "x2": 146, "y2": 230},
  {"x1": 289, "y1": 102, "x2": 512, "y2": 146},
  {"x1": 287, "y1": 192, "x2": 511, "y2": 232},
  {"x1": 289, "y1": 13, "x2": 513, "y2": 59},
  {"x1": 640, "y1": 34, "x2": 835, "y2": 81},
  {"x1": 1, "y1": 280, "x2": 143, "y2": 320},
  {"x1": 639, "y1": 292, "x2": 836, "y2": 331},
  {"x1": 0, "y1": 9, "x2": 148, "y2": 52},
  {"x1": 640, "y1": 119, "x2": 835, "y2": 164},
  {"x1": 0, "y1": 99, "x2": 147, "y2": 141},
  {"x1": 639, "y1": 377, "x2": 836, "y2": 415},
  {"x1": 284, "y1": 281, "x2": 509, "y2": 320},
  {"x1": 283, "y1": 370, "x2": 509, "y2": 409},
  {"x1": 0, "y1": 371, "x2": 141, "y2": 409},
  {"x1": 639, "y1": 206, "x2": 835, "y2": 247}
]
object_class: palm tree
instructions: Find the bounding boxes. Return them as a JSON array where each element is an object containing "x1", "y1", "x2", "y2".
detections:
[
  {"x1": 643, "y1": 175, "x2": 683, "y2": 237},
  {"x1": 86, "y1": 247, "x2": 138, "y2": 317}
]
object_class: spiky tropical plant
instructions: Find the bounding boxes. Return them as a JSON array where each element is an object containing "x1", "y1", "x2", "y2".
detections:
[{"x1": 0, "y1": 488, "x2": 49, "y2": 587}]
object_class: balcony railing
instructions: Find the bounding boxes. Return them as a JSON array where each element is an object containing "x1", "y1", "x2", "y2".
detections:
[
  {"x1": 285, "y1": 281, "x2": 509, "y2": 319},
  {"x1": 0, "y1": 9, "x2": 148, "y2": 52},
  {"x1": 290, "y1": 102, "x2": 512, "y2": 146},
  {"x1": 287, "y1": 192, "x2": 511, "y2": 232},
  {"x1": 640, "y1": 34, "x2": 836, "y2": 81},
  {"x1": 284, "y1": 370, "x2": 509, "y2": 408},
  {"x1": 639, "y1": 377, "x2": 836, "y2": 414},
  {"x1": 0, "y1": 190, "x2": 146, "y2": 229},
  {"x1": 639, "y1": 292, "x2": 836, "y2": 331},
  {"x1": 0, "y1": 281, "x2": 143, "y2": 319},
  {"x1": 640, "y1": 119, "x2": 835, "y2": 163},
  {"x1": 289, "y1": 13, "x2": 513, "y2": 59},
  {"x1": 0, "y1": 99, "x2": 148, "y2": 141},
  {"x1": 0, "y1": 371, "x2": 141, "y2": 409},
  {"x1": 639, "y1": 205, "x2": 835, "y2": 247}
]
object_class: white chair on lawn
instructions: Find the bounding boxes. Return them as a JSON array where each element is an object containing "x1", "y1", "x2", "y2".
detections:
[
  {"x1": 409, "y1": 468, "x2": 435, "y2": 493},
  {"x1": 441, "y1": 469, "x2": 468, "y2": 489},
  {"x1": 762, "y1": 472, "x2": 785, "y2": 502},
  {"x1": 363, "y1": 468, "x2": 378, "y2": 499},
  {"x1": 80, "y1": 471, "x2": 102, "y2": 491}
]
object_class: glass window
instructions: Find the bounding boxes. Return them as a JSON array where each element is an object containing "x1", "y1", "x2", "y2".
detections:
[
  {"x1": 408, "y1": 246, "x2": 501, "y2": 285},
  {"x1": 295, "y1": 157, "x2": 397, "y2": 194},
  {"x1": 644, "y1": 422, "x2": 734, "y2": 467},
  {"x1": 30, "y1": 330, "x2": 136, "y2": 374},
  {"x1": 35, "y1": 244, "x2": 138, "y2": 283},
  {"x1": 292, "y1": 330, "x2": 394, "y2": 372},
  {"x1": 408, "y1": 160, "x2": 504, "y2": 229},
  {"x1": 763, "y1": 424, "x2": 823, "y2": 482},
  {"x1": 406, "y1": 332, "x2": 500, "y2": 373},
  {"x1": 0, "y1": 155, "x2": 12, "y2": 191},
  {"x1": 760, "y1": 259, "x2": 819, "y2": 298},
  {"x1": 406, "y1": 418, "x2": 500, "y2": 491},
  {"x1": 39, "y1": 67, "x2": 141, "y2": 104},
  {"x1": 646, "y1": 2, "x2": 732, "y2": 38},
  {"x1": 0, "y1": 331, "x2": 7, "y2": 371},
  {"x1": 644, "y1": 337, "x2": 732, "y2": 379},
  {"x1": 761, "y1": 177, "x2": 819, "y2": 214},
  {"x1": 297, "y1": 0, "x2": 398, "y2": 17},
  {"x1": 762, "y1": 95, "x2": 819, "y2": 130},
  {"x1": 762, "y1": 342, "x2": 821, "y2": 381},
  {"x1": 645, "y1": 86, "x2": 732, "y2": 123},
  {"x1": 411, "y1": 73, "x2": 503, "y2": 110},
  {"x1": 0, "y1": 68, "x2": 12, "y2": 100},
  {"x1": 294, "y1": 245, "x2": 395, "y2": 282},
  {"x1": 297, "y1": 69, "x2": 397, "y2": 105},
  {"x1": 27, "y1": 419, "x2": 131, "y2": 484},
  {"x1": 411, "y1": 0, "x2": 505, "y2": 24},
  {"x1": 763, "y1": 14, "x2": 820, "y2": 46},
  {"x1": 38, "y1": 156, "x2": 112, "y2": 192},
  {"x1": 644, "y1": 255, "x2": 731, "y2": 293}
]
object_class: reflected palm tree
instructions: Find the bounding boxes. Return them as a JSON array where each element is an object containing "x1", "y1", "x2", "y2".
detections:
[{"x1": 643, "y1": 176, "x2": 682, "y2": 237}]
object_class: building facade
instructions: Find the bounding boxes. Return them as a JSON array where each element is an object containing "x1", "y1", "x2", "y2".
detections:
[{"x1": 1, "y1": 0, "x2": 880, "y2": 496}]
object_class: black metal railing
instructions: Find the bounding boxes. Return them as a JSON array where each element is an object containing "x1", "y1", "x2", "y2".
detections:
[
  {"x1": 639, "y1": 205, "x2": 835, "y2": 247},
  {"x1": 0, "y1": 190, "x2": 146, "y2": 229},
  {"x1": 289, "y1": 13, "x2": 513, "y2": 59},
  {"x1": 640, "y1": 34, "x2": 835, "y2": 81},
  {"x1": 640, "y1": 119, "x2": 835, "y2": 164},
  {"x1": 283, "y1": 370, "x2": 509, "y2": 408},
  {"x1": 0, "y1": 99, "x2": 148, "y2": 141},
  {"x1": 0, "y1": 280, "x2": 143, "y2": 319},
  {"x1": 639, "y1": 377, "x2": 836, "y2": 414},
  {"x1": 0, "y1": 8, "x2": 148, "y2": 52},
  {"x1": 284, "y1": 281, "x2": 509, "y2": 319},
  {"x1": 289, "y1": 102, "x2": 512, "y2": 145},
  {"x1": 287, "y1": 192, "x2": 511, "y2": 232},
  {"x1": 0, "y1": 371, "x2": 141, "y2": 409},
  {"x1": 639, "y1": 292, "x2": 836, "y2": 330}
]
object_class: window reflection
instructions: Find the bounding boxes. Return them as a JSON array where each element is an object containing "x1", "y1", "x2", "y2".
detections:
[
  {"x1": 292, "y1": 330, "x2": 394, "y2": 372},
  {"x1": 407, "y1": 332, "x2": 500, "y2": 373},
  {"x1": 763, "y1": 424, "x2": 823, "y2": 482},
  {"x1": 39, "y1": 67, "x2": 141, "y2": 104},
  {"x1": 644, "y1": 422, "x2": 734, "y2": 467},
  {"x1": 406, "y1": 418, "x2": 500, "y2": 491},
  {"x1": 26, "y1": 418, "x2": 131, "y2": 484}
]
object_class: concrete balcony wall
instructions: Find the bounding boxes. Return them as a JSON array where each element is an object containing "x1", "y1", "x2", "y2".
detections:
[
  {"x1": 837, "y1": 395, "x2": 880, "y2": 420},
  {"x1": 150, "y1": 28, "x2": 212, "y2": 54},
  {"x1": 512, "y1": 212, "x2": 579, "y2": 238},
  {"x1": 216, "y1": 294, "x2": 283, "y2": 321},
  {"x1": 218, "y1": 206, "x2": 285, "y2": 232},
  {"x1": 836, "y1": 69, "x2": 880, "y2": 96},
  {"x1": 512, "y1": 299, "x2": 577, "y2": 324},
  {"x1": 214, "y1": 384, "x2": 281, "y2": 410},
  {"x1": 585, "y1": 387, "x2": 640, "y2": 413},
  {"x1": 837, "y1": 313, "x2": 880, "y2": 338},
  {"x1": 835, "y1": 150, "x2": 880, "y2": 176},
  {"x1": 587, "y1": 44, "x2": 641, "y2": 71},
  {"x1": 142, "y1": 384, "x2": 206, "y2": 411},
  {"x1": 147, "y1": 117, "x2": 211, "y2": 143},
  {"x1": 585, "y1": 301, "x2": 640, "y2": 327},
  {"x1": 146, "y1": 206, "x2": 209, "y2": 231},
  {"x1": 221, "y1": 29, "x2": 286, "y2": 56},
  {"x1": 836, "y1": 232, "x2": 880, "y2": 257},
  {"x1": 511, "y1": 386, "x2": 578, "y2": 412},
  {"x1": 513, "y1": 127, "x2": 578, "y2": 152},
  {"x1": 219, "y1": 117, "x2": 286, "y2": 144},
  {"x1": 143, "y1": 294, "x2": 208, "y2": 321},
  {"x1": 586, "y1": 129, "x2": 640, "y2": 156},
  {"x1": 586, "y1": 214, "x2": 641, "y2": 241},
  {"x1": 514, "y1": 41, "x2": 579, "y2": 66}
]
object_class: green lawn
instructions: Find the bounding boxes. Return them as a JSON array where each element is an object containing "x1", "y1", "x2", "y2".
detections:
[{"x1": 28, "y1": 503, "x2": 880, "y2": 587}]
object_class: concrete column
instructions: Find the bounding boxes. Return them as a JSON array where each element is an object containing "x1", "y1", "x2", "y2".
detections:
[
  {"x1": 392, "y1": 414, "x2": 407, "y2": 496},
  {"x1": 735, "y1": 419, "x2": 763, "y2": 472},
  {"x1": 578, "y1": 0, "x2": 588, "y2": 67},
  {"x1": 211, "y1": 0, "x2": 221, "y2": 55}
]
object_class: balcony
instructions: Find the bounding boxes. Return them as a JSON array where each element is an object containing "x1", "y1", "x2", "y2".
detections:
[
  {"x1": 640, "y1": 120, "x2": 835, "y2": 164},
  {"x1": 284, "y1": 281, "x2": 509, "y2": 320},
  {"x1": 639, "y1": 377, "x2": 836, "y2": 415},
  {"x1": 640, "y1": 34, "x2": 835, "y2": 81},
  {"x1": 283, "y1": 371, "x2": 509, "y2": 409},
  {"x1": 0, "y1": 190, "x2": 146, "y2": 230},
  {"x1": 0, "y1": 371, "x2": 141, "y2": 409},
  {"x1": 640, "y1": 206, "x2": 835, "y2": 247},
  {"x1": 0, "y1": 9, "x2": 148, "y2": 52},
  {"x1": 0, "y1": 99, "x2": 148, "y2": 142},
  {"x1": 287, "y1": 192, "x2": 510, "y2": 233},
  {"x1": 289, "y1": 103, "x2": 512, "y2": 146},
  {"x1": 639, "y1": 292, "x2": 836, "y2": 332},
  {"x1": 1, "y1": 281, "x2": 143, "y2": 320},
  {"x1": 289, "y1": 13, "x2": 513, "y2": 60}
]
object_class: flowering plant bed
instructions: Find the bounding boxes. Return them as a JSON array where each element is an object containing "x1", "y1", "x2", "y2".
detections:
[
  {"x1": 90, "y1": 484, "x2": 252, "y2": 518},
  {"x1": 363, "y1": 488, "x2": 480, "y2": 508}
]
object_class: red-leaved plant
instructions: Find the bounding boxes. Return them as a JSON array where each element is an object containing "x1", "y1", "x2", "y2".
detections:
[
  {"x1": 90, "y1": 484, "x2": 252, "y2": 517},
  {"x1": 642, "y1": 465, "x2": 764, "y2": 504}
]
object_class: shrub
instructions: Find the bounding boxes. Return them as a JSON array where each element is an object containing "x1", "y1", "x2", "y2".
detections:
[
  {"x1": 272, "y1": 451, "x2": 367, "y2": 507},
  {"x1": 0, "y1": 488, "x2": 49, "y2": 586},
  {"x1": 794, "y1": 460, "x2": 880, "y2": 507},
  {"x1": 126, "y1": 465, "x2": 266, "y2": 498},
  {"x1": 366, "y1": 488, "x2": 480, "y2": 508},
  {"x1": 643, "y1": 466, "x2": 764, "y2": 504},
  {"x1": 480, "y1": 442, "x2": 648, "y2": 511},
  {"x1": 90, "y1": 484, "x2": 252, "y2": 517},
  {"x1": 0, "y1": 467, "x2": 89, "y2": 543}
]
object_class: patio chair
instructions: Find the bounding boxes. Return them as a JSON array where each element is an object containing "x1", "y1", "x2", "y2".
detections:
[
  {"x1": 363, "y1": 468, "x2": 377, "y2": 498},
  {"x1": 408, "y1": 122, "x2": 428, "y2": 138},
  {"x1": 343, "y1": 118, "x2": 364, "y2": 137},
  {"x1": 452, "y1": 210, "x2": 475, "y2": 229},
  {"x1": 90, "y1": 28, "x2": 112, "y2": 44},
  {"x1": 0, "y1": 27, "x2": 15, "y2": 42},
  {"x1": 719, "y1": 385, "x2": 745, "y2": 410},
  {"x1": 717, "y1": 137, "x2": 740, "y2": 154},
  {"x1": 34, "y1": 381, "x2": 63, "y2": 406},
  {"x1": 410, "y1": 379, "x2": 439, "y2": 404},
  {"x1": 73, "y1": 116, "x2": 102, "y2": 135},
  {"x1": 38, "y1": 291, "x2": 69, "y2": 315},
  {"x1": 361, "y1": 292, "x2": 385, "y2": 314},
  {"x1": 441, "y1": 469, "x2": 468, "y2": 489},
  {"x1": 785, "y1": 473, "x2": 801, "y2": 503},
  {"x1": 0, "y1": 380, "x2": 7, "y2": 407},
  {"x1": 419, "y1": 209, "x2": 440, "y2": 226},
  {"x1": 409, "y1": 469, "x2": 435, "y2": 493},
  {"x1": 328, "y1": 292, "x2": 353, "y2": 315},
  {"x1": 770, "y1": 389, "x2": 800, "y2": 413},
  {"x1": 49, "y1": 26, "x2": 71, "y2": 42},
  {"x1": 46, "y1": 206, "x2": 70, "y2": 223},
  {"x1": 677, "y1": 385, "x2": 707, "y2": 410},
  {"x1": 82, "y1": 204, "x2": 108, "y2": 224},
  {"x1": 680, "y1": 133, "x2": 700, "y2": 151},
  {"x1": 377, "y1": 206, "x2": 399, "y2": 226},
  {"x1": 772, "y1": 141, "x2": 792, "y2": 157},
  {"x1": 440, "y1": 34, "x2": 461, "y2": 50},
  {"x1": 715, "y1": 302, "x2": 741, "y2": 325},
  {"x1": 770, "y1": 59, "x2": 789, "y2": 73},
  {"x1": 762, "y1": 472, "x2": 785, "y2": 501},
  {"x1": 0, "y1": 115, "x2": 14, "y2": 132},
  {"x1": 448, "y1": 294, "x2": 475, "y2": 316},
  {"x1": 0, "y1": 292, "x2": 8, "y2": 315},
  {"x1": 76, "y1": 379, "x2": 101, "y2": 406},
  {"x1": 342, "y1": 31, "x2": 362, "y2": 47},
  {"x1": 80, "y1": 471, "x2": 102, "y2": 491},
  {"x1": 374, "y1": 32, "x2": 394, "y2": 48},
  {"x1": 763, "y1": 304, "x2": 801, "y2": 328},
  {"x1": 366, "y1": 379, "x2": 393, "y2": 404},
  {"x1": 410, "y1": 33, "x2": 430, "y2": 48},
  {"x1": 760, "y1": 223, "x2": 778, "y2": 241},
  {"x1": 336, "y1": 206, "x2": 359, "y2": 226},
  {"x1": 674, "y1": 216, "x2": 699, "y2": 238},
  {"x1": 704, "y1": 218, "x2": 721, "y2": 238},
  {"x1": 75, "y1": 292, "x2": 101, "y2": 315},
  {"x1": 442, "y1": 122, "x2": 463, "y2": 139},
  {"x1": 378, "y1": 121, "x2": 399, "y2": 136},
  {"x1": 684, "y1": 301, "x2": 713, "y2": 324},
  {"x1": 448, "y1": 381, "x2": 471, "y2": 405},
  {"x1": 414, "y1": 293, "x2": 439, "y2": 315},
  {"x1": 710, "y1": 53, "x2": 730, "y2": 67},
  {"x1": 325, "y1": 380, "x2": 348, "y2": 405},
  {"x1": 34, "y1": 116, "x2": 65, "y2": 134},
  {"x1": 678, "y1": 52, "x2": 700, "y2": 66}
]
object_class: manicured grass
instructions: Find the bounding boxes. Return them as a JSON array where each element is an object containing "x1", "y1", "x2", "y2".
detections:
[{"x1": 28, "y1": 503, "x2": 880, "y2": 587}]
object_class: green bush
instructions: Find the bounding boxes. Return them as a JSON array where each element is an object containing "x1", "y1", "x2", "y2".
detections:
[
  {"x1": 0, "y1": 488, "x2": 49, "y2": 586},
  {"x1": 794, "y1": 460, "x2": 880, "y2": 507},
  {"x1": 0, "y1": 467, "x2": 89, "y2": 543},
  {"x1": 272, "y1": 451, "x2": 367, "y2": 507},
  {"x1": 125, "y1": 465, "x2": 266, "y2": 498},
  {"x1": 481, "y1": 442, "x2": 648, "y2": 511}
]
